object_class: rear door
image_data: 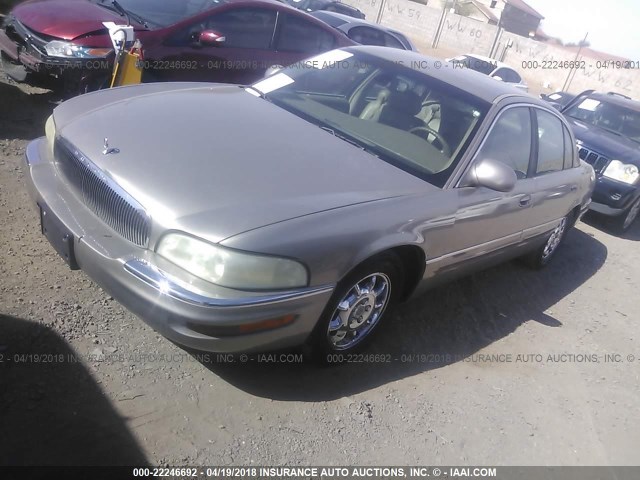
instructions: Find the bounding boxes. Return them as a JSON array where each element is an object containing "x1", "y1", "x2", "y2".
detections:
[
  {"x1": 272, "y1": 12, "x2": 338, "y2": 66},
  {"x1": 524, "y1": 108, "x2": 579, "y2": 239}
]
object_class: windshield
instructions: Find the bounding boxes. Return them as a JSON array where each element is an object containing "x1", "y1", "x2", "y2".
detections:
[
  {"x1": 94, "y1": 0, "x2": 226, "y2": 28},
  {"x1": 251, "y1": 50, "x2": 490, "y2": 187},
  {"x1": 565, "y1": 97, "x2": 640, "y2": 143},
  {"x1": 451, "y1": 55, "x2": 496, "y2": 76}
]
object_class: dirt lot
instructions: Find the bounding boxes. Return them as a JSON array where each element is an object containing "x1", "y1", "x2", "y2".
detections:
[{"x1": 1, "y1": 71, "x2": 640, "y2": 467}]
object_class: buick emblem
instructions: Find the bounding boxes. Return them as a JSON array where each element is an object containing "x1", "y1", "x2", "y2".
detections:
[{"x1": 102, "y1": 138, "x2": 120, "y2": 155}]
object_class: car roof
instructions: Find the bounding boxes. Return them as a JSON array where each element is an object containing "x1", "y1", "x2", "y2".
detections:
[
  {"x1": 312, "y1": 10, "x2": 386, "y2": 28},
  {"x1": 346, "y1": 46, "x2": 536, "y2": 103}
]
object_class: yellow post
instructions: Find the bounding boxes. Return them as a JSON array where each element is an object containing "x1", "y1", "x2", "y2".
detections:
[{"x1": 110, "y1": 40, "x2": 143, "y2": 88}]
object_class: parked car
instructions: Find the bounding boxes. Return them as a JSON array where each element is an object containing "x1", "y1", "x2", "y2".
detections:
[
  {"x1": 559, "y1": 90, "x2": 640, "y2": 231},
  {"x1": 25, "y1": 46, "x2": 594, "y2": 357},
  {"x1": 540, "y1": 91, "x2": 576, "y2": 110},
  {"x1": 310, "y1": 11, "x2": 417, "y2": 51},
  {"x1": 290, "y1": 0, "x2": 365, "y2": 19},
  {"x1": 0, "y1": 0, "x2": 353, "y2": 94},
  {"x1": 448, "y1": 54, "x2": 528, "y2": 92}
]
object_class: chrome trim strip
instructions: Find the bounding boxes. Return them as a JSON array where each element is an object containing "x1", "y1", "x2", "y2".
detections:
[
  {"x1": 426, "y1": 232, "x2": 522, "y2": 265},
  {"x1": 124, "y1": 259, "x2": 334, "y2": 308}
]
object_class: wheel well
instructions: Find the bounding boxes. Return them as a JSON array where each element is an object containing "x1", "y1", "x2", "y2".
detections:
[{"x1": 388, "y1": 245, "x2": 426, "y2": 301}]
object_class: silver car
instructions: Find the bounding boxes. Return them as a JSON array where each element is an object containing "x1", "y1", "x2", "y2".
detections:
[
  {"x1": 24, "y1": 46, "x2": 594, "y2": 357},
  {"x1": 448, "y1": 54, "x2": 529, "y2": 92},
  {"x1": 310, "y1": 11, "x2": 418, "y2": 51}
]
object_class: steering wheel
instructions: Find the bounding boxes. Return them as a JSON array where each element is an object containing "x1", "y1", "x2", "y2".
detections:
[{"x1": 409, "y1": 126, "x2": 452, "y2": 157}]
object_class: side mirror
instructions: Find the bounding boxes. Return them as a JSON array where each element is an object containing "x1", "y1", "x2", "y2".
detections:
[
  {"x1": 492, "y1": 75, "x2": 503, "y2": 82},
  {"x1": 198, "y1": 30, "x2": 226, "y2": 46},
  {"x1": 264, "y1": 65, "x2": 283, "y2": 78},
  {"x1": 461, "y1": 158, "x2": 517, "y2": 192}
]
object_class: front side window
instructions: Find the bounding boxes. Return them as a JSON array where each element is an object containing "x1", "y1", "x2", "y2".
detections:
[
  {"x1": 503, "y1": 68, "x2": 522, "y2": 84},
  {"x1": 276, "y1": 14, "x2": 335, "y2": 53},
  {"x1": 476, "y1": 107, "x2": 532, "y2": 178},
  {"x1": 251, "y1": 50, "x2": 490, "y2": 187},
  {"x1": 171, "y1": 8, "x2": 277, "y2": 48}
]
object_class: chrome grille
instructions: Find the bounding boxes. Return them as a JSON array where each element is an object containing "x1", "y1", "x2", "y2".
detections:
[
  {"x1": 54, "y1": 138, "x2": 150, "y2": 247},
  {"x1": 578, "y1": 146, "x2": 610, "y2": 174}
]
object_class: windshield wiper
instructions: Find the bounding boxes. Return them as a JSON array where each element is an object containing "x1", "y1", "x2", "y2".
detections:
[
  {"x1": 108, "y1": 0, "x2": 149, "y2": 28},
  {"x1": 319, "y1": 124, "x2": 380, "y2": 158},
  {"x1": 243, "y1": 85, "x2": 271, "y2": 102},
  {"x1": 319, "y1": 126, "x2": 364, "y2": 149}
]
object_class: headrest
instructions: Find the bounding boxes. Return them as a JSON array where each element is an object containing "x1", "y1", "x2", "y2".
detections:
[{"x1": 386, "y1": 90, "x2": 422, "y2": 116}]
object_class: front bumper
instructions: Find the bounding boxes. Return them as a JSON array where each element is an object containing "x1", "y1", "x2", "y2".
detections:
[
  {"x1": 589, "y1": 175, "x2": 640, "y2": 217},
  {"x1": 24, "y1": 138, "x2": 334, "y2": 353}
]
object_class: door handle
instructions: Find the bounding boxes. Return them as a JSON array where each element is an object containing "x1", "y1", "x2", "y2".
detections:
[
  {"x1": 570, "y1": 185, "x2": 578, "y2": 192},
  {"x1": 519, "y1": 195, "x2": 531, "y2": 207}
]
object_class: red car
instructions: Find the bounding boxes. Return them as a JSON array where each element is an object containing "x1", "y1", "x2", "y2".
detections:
[{"x1": 0, "y1": 0, "x2": 353, "y2": 94}]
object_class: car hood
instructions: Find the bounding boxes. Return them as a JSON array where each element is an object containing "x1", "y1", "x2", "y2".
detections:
[
  {"x1": 565, "y1": 116, "x2": 640, "y2": 166},
  {"x1": 54, "y1": 83, "x2": 431, "y2": 244},
  {"x1": 13, "y1": 0, "x2": 133, "y2": 40}
]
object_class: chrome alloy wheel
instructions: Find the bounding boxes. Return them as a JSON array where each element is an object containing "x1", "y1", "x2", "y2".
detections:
[
  {"x1": 542, "y1": 217, "x2": 567, "y2": 260},
  {"x1": 327, "y1": 273, "x2": 391, "y2": 350},
  {"x1": 623, "y1": 198, "x2": 640, "y2": 230}
]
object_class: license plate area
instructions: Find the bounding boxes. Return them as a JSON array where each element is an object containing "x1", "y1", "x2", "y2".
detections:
[{"x1": 39, "y1": 203, "x2": 79, "y2": 270}]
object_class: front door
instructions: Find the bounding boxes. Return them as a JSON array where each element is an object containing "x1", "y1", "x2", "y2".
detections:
[{"x1": 426, "y1": 106, "x2": 537, "y2": 277}]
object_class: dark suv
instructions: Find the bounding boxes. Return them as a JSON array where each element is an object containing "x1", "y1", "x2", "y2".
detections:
[{"x1": 561, "y1": 91, "x2": 640, "y2": 231}]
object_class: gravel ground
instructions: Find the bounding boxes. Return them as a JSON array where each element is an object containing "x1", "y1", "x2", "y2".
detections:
[{"x1": 1, "y1": 72, "x2": 639, "y2": 467}]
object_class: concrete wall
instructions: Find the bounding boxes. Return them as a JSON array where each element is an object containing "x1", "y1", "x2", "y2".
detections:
[
  {"x1": 344, "y1": 0, "x2": 640, "y2": 98},
  {"x1": 497, "y1": 32, "x2": 640, "y2": 98},
  {"x1": 435, "y1": 12, "x2": 498, "y2": 55}
]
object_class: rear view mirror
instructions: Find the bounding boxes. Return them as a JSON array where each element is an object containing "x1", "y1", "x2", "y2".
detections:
[
  {"x1": 198, "y1": 30, "x2": 226, "y2": 46},
  {"x1": 461, "y1": 158, "x2": 517, "y2": 192}
]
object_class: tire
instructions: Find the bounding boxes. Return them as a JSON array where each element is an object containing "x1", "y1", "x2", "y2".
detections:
[
  {"x1": 613, "y1": 197, "x2": 640, "y2": 233},
  {"x1": 309, "y1": 253, "x2": 403, "y2": 361},
  {"x1": 524, "y1": 215, "x2": 569, "y2": 269}
]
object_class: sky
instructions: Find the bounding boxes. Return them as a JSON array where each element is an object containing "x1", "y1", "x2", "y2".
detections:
[{"x1": 524, "y1": 0, "x2": 640, "y2": 59}]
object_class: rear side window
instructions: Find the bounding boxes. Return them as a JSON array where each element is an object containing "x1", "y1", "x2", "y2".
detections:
[
  {"x1": 207, "y1": 8, "x2": 277, "y2": 49},
  {"x1": 328, "y1": 3, "x2": 360, "y2": 17},
  {"x1": 563, "y1": 125, "x2": 576, "y2": 169},
  {"x1": 276, "y1": 14, "x2": 336, "y2": 53},
  {"x1": 476, "y1": 107, "x2": 532, "y2": 178},
  {"x1": 349, "y1": 26, "x2": 405, "y2": 48},
  {"x1": 535, "y1": 109, "x2": 564, "y2": 175}
]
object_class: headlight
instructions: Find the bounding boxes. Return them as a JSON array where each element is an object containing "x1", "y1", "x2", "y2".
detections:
[
  {"x1": 45, "y1": 114, "x2": 56, "y2": 155},
  {"x1": 156, "y1": 233, "x2": 308, "y2": 290},
  {"x1": 44, "y1": 40, "x2": 111, "y2": 58},
  {"x1": 603, "y1": 160, "x2": 639, "y2": 185}
]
